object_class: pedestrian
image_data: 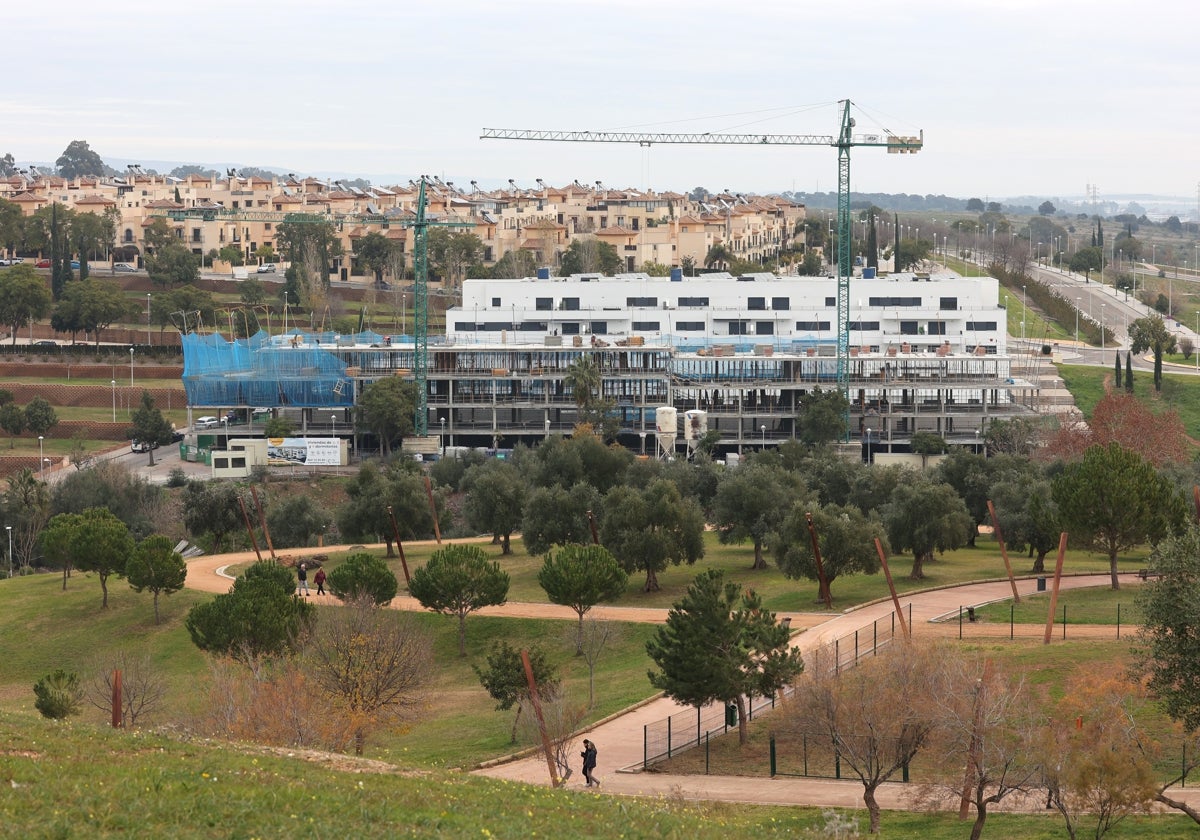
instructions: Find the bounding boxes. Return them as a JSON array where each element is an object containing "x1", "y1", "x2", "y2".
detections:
[
  {"x1": 581, "y1": 739, "x2": 599, "y2": 787},
  {"x1": 314, "y1": 566, "x2": 326, "y2": 596},
  {"x1": 297, "y1": 562, "x2": 309, "y2": 596}
]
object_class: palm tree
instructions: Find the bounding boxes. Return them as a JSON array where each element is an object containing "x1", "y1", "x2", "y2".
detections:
[
  {"x1": 704, "y1": 244, "x2": 732, "y2": 270},
  {"x1": 564, "y1": 356, "x2": 601, "y2": 411}
]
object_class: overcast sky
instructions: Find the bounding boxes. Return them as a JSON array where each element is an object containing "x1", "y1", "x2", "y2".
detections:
[{"x1": 7, "y1": 0, "x2": 1197, "y2": 204}]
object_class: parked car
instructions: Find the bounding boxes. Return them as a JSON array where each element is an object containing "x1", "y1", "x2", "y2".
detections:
[
  {"x1": 31, "y1": 340, "x2": 57, "y2": 348},
  {"x1": 0, "y1": 258, "x2": 19, "y2": 266},
  {"x1": 34, "y1": 259, "x2": 51, "y2": 268},
  {"x1": 251, "y1": 407, "x2": 272, "y2": 419},
  {"x1": 194, "y1": 416, "x2": 220, "y2": 430},
  {"x1": 70, "y1": 260, "x2": 80, "y2": 270},
  {"x1": 130, "y1": 439, "x2": 160, "y2": 453},
  {"x1": 113, "y1": 262, "x2": 137, "y2": 273},
  {"x1": 256, "y1": 263, "x2": 277, "y2": 274}
]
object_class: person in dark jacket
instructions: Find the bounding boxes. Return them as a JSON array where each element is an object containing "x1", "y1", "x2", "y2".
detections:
[
  {"x1": 581, "y1": 739, "x2": 599, "y2": 787},
  {"x1": 296, "y1": 563, "x2": 309, "y2": 596}
]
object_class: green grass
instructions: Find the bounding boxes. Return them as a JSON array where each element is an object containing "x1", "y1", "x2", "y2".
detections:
[
  {"x1": 973, "y1": 584, "x2": 1144, "y2": 625},
  {"x1": 998, "y1": 286, "x2": 1072, "y2": 343},
  {"x1": 0, "y1": 711, "x2": 1191, "y2": 839},
  {"x1": 1057, "y1": 363, "x2": 1200, "y2": 439}
]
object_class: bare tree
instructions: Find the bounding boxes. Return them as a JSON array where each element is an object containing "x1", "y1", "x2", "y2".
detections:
[
  {"x1": 515, "y1": 690, "x2": 589, "y2": 784},
  {"x1": 88, "y1": 651, "x2": 167, "y2": 727},
  {"x1": 304, "y1": 597, "x2": 433, "y2": 755},
  {"x1": 786, "y1": 641, "x2": 940, "y2": 834},
  {"x1": 915, "y1": 654, "x2": 1042, "y2": 840},
  {"x1": 571, "y1": 616, "x2": 622, "y2": 709}
]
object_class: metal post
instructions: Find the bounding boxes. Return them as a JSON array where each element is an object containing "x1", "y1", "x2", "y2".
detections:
[
  {"x1": 111, "y1": 379, "x2": 116, "y2": 422},
  {"x1": 129, "y1": 346, "x2": 134, "y2": 387}
]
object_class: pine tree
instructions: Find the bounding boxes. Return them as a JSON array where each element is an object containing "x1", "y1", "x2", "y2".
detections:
[{"x1": 1126, "y1": 352, "x2": 1134, "y2": 392}]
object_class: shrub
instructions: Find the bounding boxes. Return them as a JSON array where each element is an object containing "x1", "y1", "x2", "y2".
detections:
[
  {"x1": 166, "y1": 467, "x2": 188, "y2": 488},
  {"x1": 33, "y1": 669, "x2": 83, "y2": 719},
  {"x1": 327, "y1": 552, "x2": 397, "y2": 606}
]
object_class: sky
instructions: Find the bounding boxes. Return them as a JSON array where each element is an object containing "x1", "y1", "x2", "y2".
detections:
[{"x1": 6, "y1": 0, "x2": 1199, "y2": 205}]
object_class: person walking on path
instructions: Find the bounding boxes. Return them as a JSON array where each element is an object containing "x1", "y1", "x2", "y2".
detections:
[
  {"x1": 297, "y1": 563, "x2": 310, "y2": 596},
  {"x1": 581, "y1": 739, "x2": 599, "y2": 787},
  {"x1": 314, "y1": 566, "x2": 326, "y2": 596}
]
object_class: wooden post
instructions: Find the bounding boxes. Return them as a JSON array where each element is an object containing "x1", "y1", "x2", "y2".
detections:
[
  {"x1": 386, "y1": 505, "x2": 411, "y2": 585},
  {"x1": 237, "y1": 495, "x2": 263, "y2": 562},
  {"x1": 587, "y1": 509, "x2": 600, "y2": 545},
  {"x1": 250, "y1": 486, "x2": 275, "y2": 560},
  {"x1": 423, "y1": 475, "x2": 442, "y2": 544},
  {"x1": 805, "y1": 512, "x2": 832, "y2": 608},
  {"x1": 521, "y1": 649, "x2": 561, "y2": 787},
  {"x1": 111, "y1": 669, "x2": 122, "y2": 729},
  {"x1": 987, "y1": 500, "x2": 1021, "y2": 605},
  {"x1": 874, "y1": 538, "x2": 909, "y2": 639},
  {"x1": 1043, "y1": 532, "x2": 1069, "y2": 645}
]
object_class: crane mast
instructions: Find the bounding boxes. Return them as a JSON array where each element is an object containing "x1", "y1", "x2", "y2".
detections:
[{"x1": 481, "y1": 100, "x2": 921, "y2": 431}]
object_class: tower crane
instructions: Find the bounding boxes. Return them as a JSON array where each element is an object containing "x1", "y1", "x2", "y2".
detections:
[{"x1": 482, "y1": 100, "x2": 922, "y2": 418}]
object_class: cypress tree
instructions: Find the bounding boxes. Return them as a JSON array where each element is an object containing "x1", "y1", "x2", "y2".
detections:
[
  {"x1": 1126, "y1": 352, "x2": 1134, "y2": 392},
  {"x1": 1115, "y1": 351, "x2": 1122, "y2": 388}
]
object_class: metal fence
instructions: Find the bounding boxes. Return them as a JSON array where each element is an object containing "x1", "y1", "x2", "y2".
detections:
[{"x1": 643, "y1": 608, "x2": 908, "y2": 769}]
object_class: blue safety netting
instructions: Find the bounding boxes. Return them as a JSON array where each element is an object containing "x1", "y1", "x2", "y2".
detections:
[{"x1": 182, "y1": 330, "x2": 361, "y2": 408}]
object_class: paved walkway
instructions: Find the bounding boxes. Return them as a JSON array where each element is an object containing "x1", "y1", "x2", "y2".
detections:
[{"x1": 183, "y1": 554, "x2": 1200, "y2": 816}]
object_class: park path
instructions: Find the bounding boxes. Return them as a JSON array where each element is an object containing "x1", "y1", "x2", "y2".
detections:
[{"x1": 183, "y1": 552, "x2": 1200, "y2": 815}]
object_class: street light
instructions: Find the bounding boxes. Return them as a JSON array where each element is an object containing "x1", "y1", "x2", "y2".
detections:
[
  {"x1": 1101, "y1": 303, "x2": 1106, "y2": 347},
  {"x1": 1075, "y1": 297, "x2": 1080, "y2": 344},
  {"x1": 760, "y1": 424, "x2": 766, "y2": 449},
  {"x1": 864, "y1": 428, "x2": 873, "y2": 463},
  {"x1": 639, "y1": 430, "x2": 646, "y2": 455},
  {"x1": 129, "y1": 346, "x2": 134, "y2": 387},
  {"x1": 440, "y1": 416, "x2": 446, "y2": 453},
  {"x1": 38, "y1": 435, "x2": 43, "y2": 478},
  {"x1": 111, "y1": 379, "x2": 116, "y2": 422},
  {"x1": 1021, "y1": 285, "x2": 1027, "y2": 342},
  {"x1": 146, "y1": 293, "x2": 152, "y2": 347},
  {"x1": 5, "y1": 524, "x2": 10, "y2": 578}
]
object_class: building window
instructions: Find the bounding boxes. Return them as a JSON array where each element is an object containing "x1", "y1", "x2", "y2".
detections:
[
  {"x1": 677, "y1": 321, "x2": 705, "y2": 331},
  {"x1": 678, "y1": 297, "x2": 709, "y2": 307},
  {"x1": 453, "y1": 321, "x2": 478, "y2": 331},
  {"x1": 626, "y1": 296, "x2": 658, "y2": 307},
  {"x1": 939, "y1": 297, "x2": 958, "y2": 310},
  {"x1": 632, "y1": 321, "x2": 661, "y2": 331},
  {"x1": 966, "y1": 321, "x2": 998, "y2": 331},
  {"x1": 535, "y1": 297, "x2": 553, "y2": 311},
  {"x1": 927, "y1": 321, "x2": 947, "y2": 335},
  {"x1": 728, "y1": 321, "x2": 749, "y2": 335},
  {"x1": 562, "y1": 323, "x2": 580, "y2": 335},
  {"x1": 757, "y1": 321, "x2": 774, "y2": 335},
  {"x1": 848, "y1": 321, "x2": 880, "y2": 331},
  {"x1": 796, "y1": 321, "x2": 832, "y2": 331},
  {"x1": 899, "y1": 321, "x2": 920, "y2": 335},
  {"x1": 869, "y1": 296, "x2": 922, "y2": 307},
  {"x1": 232, "y1": 458, "x2": 246, "y2": 469},
  {"x1": 772, "y1": 297, "x2": 790, "y2": 310},
  {"x1": 825, "y1": 297, "x2": 836, "y2": 307},
  {"x1": 562, "y1": 298, "x2": 580, "y2": 311},
  {"x1": 590, "y1": 322, "x2": 607, "y2": 335},
  {"x1": 747, "y1": 296, "x2": 766, "y2": 311},
  {"x1": 492, "y1": 297, "x2": 501, "y2": 307}
]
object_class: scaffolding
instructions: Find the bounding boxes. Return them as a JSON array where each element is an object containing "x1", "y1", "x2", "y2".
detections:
[{"x1": 181, "y1": 330, "x2": 362, "y2": 409}]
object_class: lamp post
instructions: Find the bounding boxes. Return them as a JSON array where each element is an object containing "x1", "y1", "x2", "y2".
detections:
[
  {"x1": 1021, "y1": 285, "x2": 1027, "y2": 342},
  {"x1": 440, "y1": 416, "x2": 446, "y2": 454},
  {"x1": 1101, "y1": 303, "x2": 1106, "y2": 347},
  {"x1": 331, "y1": 414, "x2": 338, "y2": 474},
  {"x1": 38, "y1": 435, "x2": 43, "y2": 477},
  {"x1": 111, "y1": 379, "x2": 116, "y2": 422},
  {"x1": 146, "y1": 293, "x2": 152, "y2": 346},
  {"x1": 760, "y1": 424, "x2": 766, "y2": 449},
  {"x1": 129, "y1": 346, "x2": 134, "y2": 387},
  {"x1": 5, "y1": 524, "x2": 10, "y2": 579},
  {"x1": 864, "y1": 428, "x2": 873, "y2": 463},
  {"x1": 1075, "y1": 298, "x2": 1080, "y2": 344}
]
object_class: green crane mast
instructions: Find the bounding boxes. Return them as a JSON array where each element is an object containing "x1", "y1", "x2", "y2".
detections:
[{"x1": 481, "y1": 100, "x2": 922, "y2": 426}]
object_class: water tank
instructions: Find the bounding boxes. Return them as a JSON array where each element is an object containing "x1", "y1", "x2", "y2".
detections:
[
  {"x1": 862, "y1": 266, "x2": 876, "y2": 279},
  {"x1": 670, "y1": 267, "x2": 683, "y2": 281},
  {"x1": 537, "y1": 267, "x2": 550, "y2": 279},
  {"x1": 684, "y1": 409, "x2": 707, "y2": 442}
]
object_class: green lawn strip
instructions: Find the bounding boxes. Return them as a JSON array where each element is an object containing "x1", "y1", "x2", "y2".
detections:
[
  {"x1": 973, "y1": 585, "x2": 1144, "y2": 625},
  {"x1": 1056, "y1": 363, "x2": 1200, "y2": 438}
]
